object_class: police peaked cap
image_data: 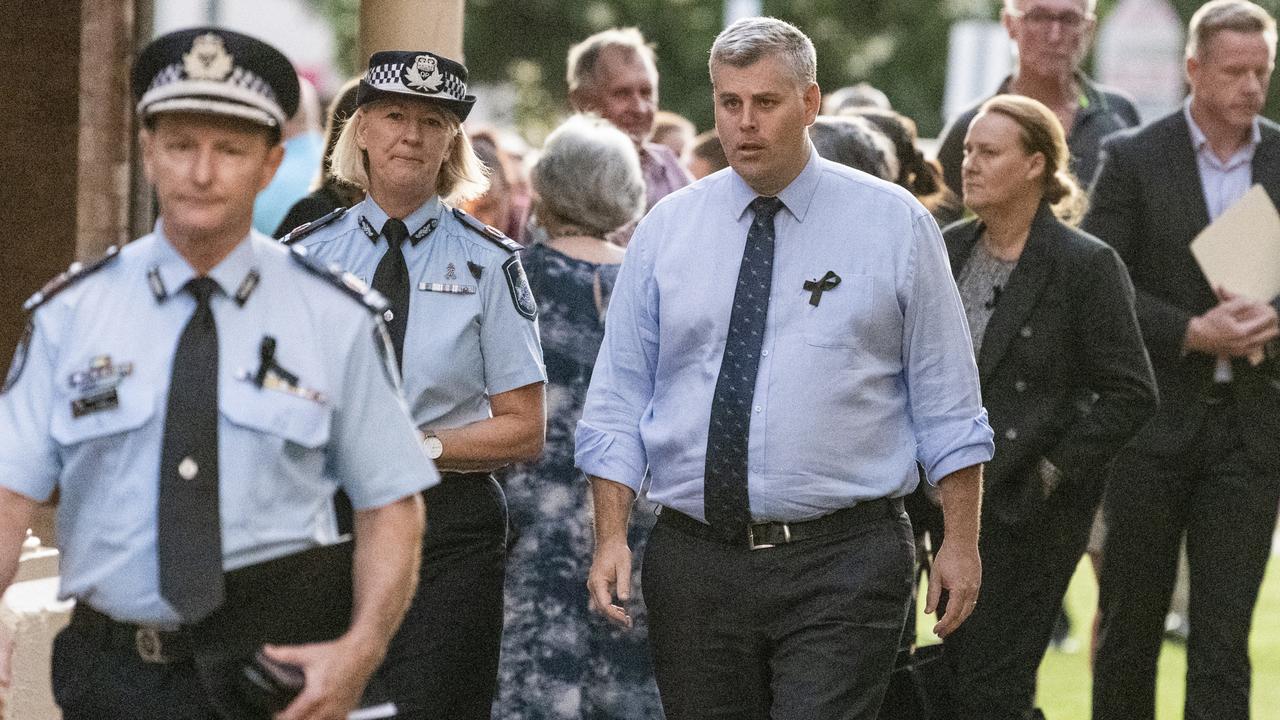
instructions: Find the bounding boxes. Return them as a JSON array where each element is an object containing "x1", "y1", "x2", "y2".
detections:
[
  {"x1": 133, "y1": 27, "x2": 300, "y2": 128},
  {"x1": 357, "y1": 50, "x2": 476, "y2": 122}
]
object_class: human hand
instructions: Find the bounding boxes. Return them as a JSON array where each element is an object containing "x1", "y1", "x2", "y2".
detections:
[
  {"x1": 265, "y1": 637, "x2": 378, "y2": 720},
  {"x1": 1186, "y1": 290, "x2": 1279, "y2": 358},
  {"x1": 926, "y1": 538, "x2": 981, "y2": 638},
  {"x1": 587, "y1": 538, "x2": 633, "y2": 629}
]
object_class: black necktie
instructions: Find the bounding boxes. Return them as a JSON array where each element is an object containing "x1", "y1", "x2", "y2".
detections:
[
  {"x1": 158, "y1": 277, "x2": 224, "y2": 622},
  {"x1": 372, "y1": 218, "x2": 410, "y2": 367},
  {"x1": 704, "y1": 196, "x2": 783, "y2": 542}
]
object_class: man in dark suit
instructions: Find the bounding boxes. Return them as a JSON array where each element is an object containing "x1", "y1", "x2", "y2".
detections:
[{"x1": 1083, "y1": 2, "x2": 1280, "y2": 717}]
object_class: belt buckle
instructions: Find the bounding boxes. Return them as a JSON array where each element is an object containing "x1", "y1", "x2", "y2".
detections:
[
  {"x1": 135, "y1": 627, "x2": 171, "y2": 664},
  {"x1": 747, "y1": 522, "x2": 790, "y2": 550}
]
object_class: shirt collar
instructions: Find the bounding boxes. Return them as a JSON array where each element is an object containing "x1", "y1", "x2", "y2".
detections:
[
  {"x1": 727, "y1": 144, "x2": 822, "y2": 223},
  {"x1": 1183, "y1": 98, "x2": 1261, "y2": 158},
  {"x1": 358, "y1": 194, "x2": 444, "y2": 246},
  {"x1": 997, "y1": 71, "x2": 1109, "y2": 120},
  {"x1": 150, "y1": 221, "x2": 259, "y2": 304}
]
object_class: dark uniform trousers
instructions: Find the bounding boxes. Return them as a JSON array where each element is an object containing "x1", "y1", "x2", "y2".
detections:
[
  {"x1": 51, "y1": 620, "x2": 217, "y2": 720},
  {"x1": 365, "y1": 472, "x2": 508, "y2": 720},
  {"x1": 643, "y1": 500, "x2": 915, "y2": 720},
  {"x1": 1094, "y1": 407, "x2": 1280, "y2": 720}
]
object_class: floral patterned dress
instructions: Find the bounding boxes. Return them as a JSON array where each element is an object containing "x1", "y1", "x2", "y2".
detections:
[{"x1": 494, "y1": 243, "x2": 663, "y2": 719}]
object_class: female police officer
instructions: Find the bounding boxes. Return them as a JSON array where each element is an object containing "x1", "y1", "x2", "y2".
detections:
[{"x1": 285, "y1": 51, "x2": 546, "y2": 719}]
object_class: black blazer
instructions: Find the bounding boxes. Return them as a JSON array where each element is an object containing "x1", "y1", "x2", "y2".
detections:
[
  {"x1": 945, "y1": 204, "x2": 1157, "y2": 525},
  {"x1": 1082, "y1": 111, "x2": 1280, "y2": 462}
]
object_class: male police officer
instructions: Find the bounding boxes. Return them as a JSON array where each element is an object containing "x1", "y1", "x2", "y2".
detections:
[{"x1": 0, "y1": 28, "x2": 435, "y2": 720}]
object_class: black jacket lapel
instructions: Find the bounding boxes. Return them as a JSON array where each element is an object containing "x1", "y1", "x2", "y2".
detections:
[{"x1": 976, "y1": 203, "x2": 1058, "y2": 383}]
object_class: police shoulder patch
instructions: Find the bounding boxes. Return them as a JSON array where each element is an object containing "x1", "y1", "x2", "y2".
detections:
[
  {"x1": 288, "y1": 245, "x2": 389, "y2": 315},
  {"x1": 502, "y1": 255, "x2": 538, "y2": 321},
  {"x1": 280, "y1": 207, "x2": 348, "y2": 245},
  {"x1": 1, "y1": 320, "x2": 33, "y2": 394},
  {"x1": 452, "y1": 207, "x2": 523, "y2": 253},
  {"x1": 23, "y1": 246, "x2": 121, "y2": 313}
]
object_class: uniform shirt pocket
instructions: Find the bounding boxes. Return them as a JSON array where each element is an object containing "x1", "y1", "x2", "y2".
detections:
[
  {"x1": 51, "y1": 377, "x2": 154, "y2": 445},
  {"x1": 221, "y1": 379, "x2": 332, "y2": 449}
]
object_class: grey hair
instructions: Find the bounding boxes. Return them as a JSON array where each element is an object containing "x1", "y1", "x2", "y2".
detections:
[
  {"x1": 532, "y1": 114, "x2": 645, "y2": 237},
  {"x1": 1186, "y1": 0, "x2": 1277, "y2": 61},
  {"x1": 1003, "y1": 0, "x2": 1098, "y2": 16},
  {"x1": 709, "y1": 17, "x2": 817, "y2": 88},
  {"x1": 566, "y1": 28, "x2": 657, "y2": 95},
  {"x1": 809, "y1": 115, "x2": 897, "y2": 182}
]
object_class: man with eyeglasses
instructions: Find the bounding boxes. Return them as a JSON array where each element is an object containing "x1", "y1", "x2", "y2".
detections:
[{"x1": 937, "y1": 0, "x2": 1139, "y2": 201}]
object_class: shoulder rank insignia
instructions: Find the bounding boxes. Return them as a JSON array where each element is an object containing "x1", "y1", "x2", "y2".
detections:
[
  {"x1": 281, "y1": 207, "x2": 348, "y2": 245},
  {"x1": 23, "y1": 246, "x2": 121, "y2": 313},
  {"x1": 452, "y1": 207, "x2": 523, "y2": 253},
  {"x1": 288, "y1": 245, "x2": 389, "y2": 315}
]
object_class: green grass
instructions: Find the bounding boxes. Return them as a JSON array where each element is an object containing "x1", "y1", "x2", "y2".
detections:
[{"x1": 916, "y1": 554, "x2": 1280, "y2": 717}]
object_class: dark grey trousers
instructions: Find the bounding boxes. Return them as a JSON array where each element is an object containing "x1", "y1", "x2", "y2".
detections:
[{"x1": 643, "y1": 504, "x2": 915, "y2": 720}]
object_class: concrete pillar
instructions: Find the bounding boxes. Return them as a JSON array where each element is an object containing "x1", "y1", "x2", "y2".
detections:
[{"x1": 359, "y1": 0, "x2": 465, "y2": 62}]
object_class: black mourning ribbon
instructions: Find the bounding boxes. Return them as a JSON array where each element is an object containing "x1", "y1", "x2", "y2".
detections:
[
  {"x1": 704, "y1": 196, "x2": 783, "y2": 543},
  {"x1": 158, "y1": 277, "x2": 225, "y2": 622},
  {"x1": 803, "y1": 270, "x2": 842, "y2": 307},
  {"x1": 372, "y1": 218, "x2": 411, "y2": 368}
]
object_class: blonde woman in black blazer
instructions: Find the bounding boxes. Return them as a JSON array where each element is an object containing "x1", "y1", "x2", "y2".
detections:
[{"x1": 936, "y1": 94, "x2": 1157, "y2": 720}]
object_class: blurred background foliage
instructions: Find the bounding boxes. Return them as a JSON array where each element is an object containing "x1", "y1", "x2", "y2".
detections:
[{"x1": 308, "y1": 0, "x2": 1279, "y2": 141}]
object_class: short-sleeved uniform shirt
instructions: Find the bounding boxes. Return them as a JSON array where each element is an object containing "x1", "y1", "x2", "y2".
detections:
[
  {"x1": 293, "y1": 195, "x2": 546, "y2": 430},
  {"x1": 0, "y1": 229, "x2": 438, "y2": 624}
]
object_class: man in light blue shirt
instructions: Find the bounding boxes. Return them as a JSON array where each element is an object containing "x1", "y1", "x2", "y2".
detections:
[
  {"x1": 0, "y1": 28, "x2": 434, "y2": 720},
  {"x1": 577, "y1": 17, "x2": 993, "y2": 720}
]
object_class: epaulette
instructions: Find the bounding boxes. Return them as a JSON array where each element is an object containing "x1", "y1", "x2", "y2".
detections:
[
  {"x1": 452, "y1": 207, "x2": 523, "y2": 253},
  {"x1": 23, "y1": 246, "x2": 121, "y2": 312},
  {"x1": 288, "y1": 246, "x2": 389, "y2": 315},
  {"x1": 281, "y1": 207, "x2": 348, "y2": 245}
]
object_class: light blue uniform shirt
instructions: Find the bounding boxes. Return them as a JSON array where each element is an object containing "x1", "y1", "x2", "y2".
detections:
[
  {"x1": 294, "y1": 195, "x2": 546, "y2": 430},
  {"x1": 0, "y1": 229, "x2": 438, "y2": 624},
  {"x1": 575, "y1": 149, "x2": 994, "y2": 522}
]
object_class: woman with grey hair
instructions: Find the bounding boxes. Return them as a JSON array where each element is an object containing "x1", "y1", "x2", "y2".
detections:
[{"x1": 495, "y1": 114, "x2": 663, "y2": 720}]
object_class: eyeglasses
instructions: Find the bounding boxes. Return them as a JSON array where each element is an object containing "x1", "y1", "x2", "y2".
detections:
[{"x1": 1007, "y1": 7, "x2": 1093, "y2": 33}]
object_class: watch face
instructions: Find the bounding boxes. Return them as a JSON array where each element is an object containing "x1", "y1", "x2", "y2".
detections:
[{"x1": 425, "y1": 435, "x2": 443, "y2": 460}]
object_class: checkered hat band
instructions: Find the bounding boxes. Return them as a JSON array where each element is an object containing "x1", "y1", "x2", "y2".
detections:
[
  {"x1": 147, "y1": 63, "x2": 278, "y2": 104},
  {"x1": 364, "y1": 63, "x2": 467, "y2": 102}
]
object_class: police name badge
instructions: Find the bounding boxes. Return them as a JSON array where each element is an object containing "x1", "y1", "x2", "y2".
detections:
[
  {"x1": 1, "y1": 321, "x2": 33, "y2": 394},
  {"x1": 502, "y1": 256, "x2": 537, "y2": 321},
  {"x1": 68, "y1": 355, "x2": 134, "y2": 417}
]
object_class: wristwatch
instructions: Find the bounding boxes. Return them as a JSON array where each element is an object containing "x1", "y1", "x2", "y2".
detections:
[{"x1": 423, "y1": 431, "x2": 443, "y2": 460}]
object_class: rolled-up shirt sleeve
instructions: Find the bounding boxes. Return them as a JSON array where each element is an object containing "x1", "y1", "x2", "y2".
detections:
[
  {"x1": 901, "y1": 213, "x2": 995, "y2": 484},
  {"x1": 575, "y1": 220, "x2": 661, "y2": 493}
]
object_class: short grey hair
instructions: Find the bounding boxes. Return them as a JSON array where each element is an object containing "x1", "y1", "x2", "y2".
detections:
[
  {"x1": 1003, "y1": 0, "x2": 1097, "y2": 16},
  {"x1": 566, "y1": 28, "x2": 657, "y2": 95},
  {"x1": 532, "y1": 114, "x2": 645, "y2": 237},
  {"x1": 709, "y1": 17, "x2": 817, "y2": 88},
  {"x1": 1186, "y1": 0, "x2": 1277, "y2": 61},
  {"x1": 809, "y1": 116, "x2": 897, "y2": 182}
]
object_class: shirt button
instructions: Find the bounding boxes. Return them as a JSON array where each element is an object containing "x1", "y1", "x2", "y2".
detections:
[
  {"x1": 1020, "y1": 325, "x2": 1033, "y2": 338},
  {"x1": 1014, "y1": 379, "x2": 1027, "y2": 392},
  {"x1": 1005, "y1": 428, "x2": 1019, "y2": 441},
  {"x1": 761, "y1": 350, "x2": 769, "y2": 357},
  {"x1": 754, "y1": 405, "x2": 762, "y2": 413}
]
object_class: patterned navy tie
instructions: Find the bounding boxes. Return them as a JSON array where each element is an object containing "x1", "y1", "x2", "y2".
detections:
[
  {"x1": 372, "y1": 218, "x2": 410, "y2": 368},
  {"x1": 704, "y1": 196, "x2": 783, "y2": 543},
  {"x1": 158, "y1": 277, "x2": 224, "y2": 622}
]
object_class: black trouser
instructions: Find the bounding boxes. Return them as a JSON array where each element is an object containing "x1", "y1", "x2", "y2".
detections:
[
  {"x1": 364, "y1": 472, "x2": 508, "y2": 720},
  {"x1": 51, "y1": 617, "x2": 217, "y2": 720},
  {"x1": 643, "y1": 501, "x2": 915, "y2": 720},
  {"x1": 1093, "y1": 413, "x2": 1280, "y2": 720},
  {"x1": 941, "y1": 472, "x2": 1099, "y2": 720}
]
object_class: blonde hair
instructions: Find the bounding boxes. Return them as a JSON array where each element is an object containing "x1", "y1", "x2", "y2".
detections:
[
  {"x1": 329, "y1": 100, "x2": 489, "y2": 203},
  {"x1": 977, "y1": 94, "x2": 1087, "y2": 225},
  {"x1": 1187, "y1": 0, "x2": 1277, "y2": 61}
]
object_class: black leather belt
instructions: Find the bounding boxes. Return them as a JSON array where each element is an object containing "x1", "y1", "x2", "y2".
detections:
[
  {"x1": 70, "y1": 604, "x2": 194, "y2": 664},
  {"x1": 658, "y1": 497, "x2": 903, "y2": 550}
]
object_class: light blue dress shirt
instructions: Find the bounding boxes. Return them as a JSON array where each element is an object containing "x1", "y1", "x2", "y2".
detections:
[
  {"x1": 295, "y1": 195, "x2": 546, "y2": 430},
  {"x1": 575, "y1": 149, "x2": 994, "y2": 523},
  {"x1": 1184, "y1": 100, "x2": 1261, "y2": 221},
  {"x1": 253, "y1": 131, "x2": 324, "y2": 235},
  {"x1": 0, "y1": 228, "x2": 438, "y2": 623}
]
